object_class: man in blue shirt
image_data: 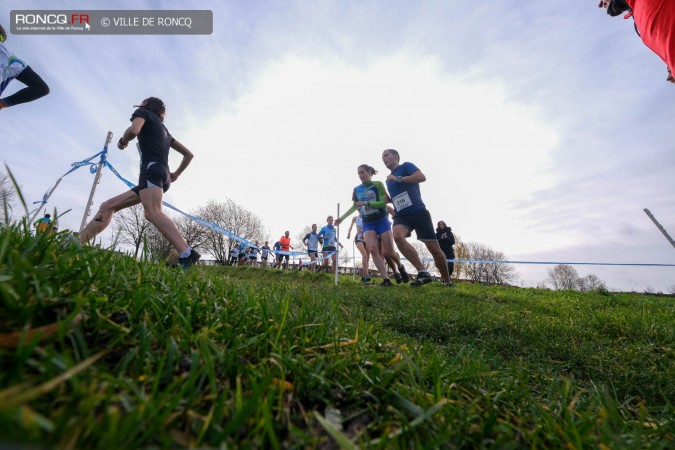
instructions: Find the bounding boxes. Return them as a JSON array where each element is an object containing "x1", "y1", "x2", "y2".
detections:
[
  {"x1": 319, "y1": 216, "x2": 340, "y2": 274},
  {"x1": 382, "y1": 149, "x2": 452, "y2": 287}
]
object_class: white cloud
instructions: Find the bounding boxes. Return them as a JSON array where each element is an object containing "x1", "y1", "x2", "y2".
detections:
[{"x1": 170, "y1": 55, "x2": 560, "y2": 256}]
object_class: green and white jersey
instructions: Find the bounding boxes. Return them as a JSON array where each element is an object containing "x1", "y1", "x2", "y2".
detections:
[{"x1": 0, "y1": 44, "x2": 26, "y2": 94}]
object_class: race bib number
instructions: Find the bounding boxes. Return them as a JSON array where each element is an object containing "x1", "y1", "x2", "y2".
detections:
[
  {"x1": 361, "y1": 204, "x2": 375, "y2": 215},
  {"x1": 392, "y1": 191, "x2": 413, "y2": 212}
]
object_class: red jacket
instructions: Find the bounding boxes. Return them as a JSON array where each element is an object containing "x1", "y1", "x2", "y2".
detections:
[{"x1": 628, "y1": 0, "x2": 675, "y2": 71}]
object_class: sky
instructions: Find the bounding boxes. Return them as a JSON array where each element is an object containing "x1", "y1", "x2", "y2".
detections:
[{"x1": 2, "y1": 0, "x2": 674, "y2": 292}]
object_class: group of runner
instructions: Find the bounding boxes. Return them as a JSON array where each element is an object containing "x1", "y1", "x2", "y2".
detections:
[
  {"x1": 333, "y1": 151, "x2": 453, "y2": 287},
  {"x1": 227, "y1": 220, "x2": 344, "y2": 273},
  {"x1": 228, "y1": 235, "x2": 301, "y2": 269},
  {"x1": 224, "y1": 149, "x2": 455, "y2": 288}
]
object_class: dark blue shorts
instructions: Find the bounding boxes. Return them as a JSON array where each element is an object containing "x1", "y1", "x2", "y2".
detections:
[
  {"x1": 132, "y1": 161, "x2": 171, "y2": 195},
  {"x1": 393, "y1": 209, "x2": 437, "y2": 241}
]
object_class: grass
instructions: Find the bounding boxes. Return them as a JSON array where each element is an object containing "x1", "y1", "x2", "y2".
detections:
[{"x1": 0, "y1": 221, "x2": 673, "y2": 448}]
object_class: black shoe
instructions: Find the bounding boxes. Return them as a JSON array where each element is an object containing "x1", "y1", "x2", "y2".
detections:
[
  {"x1": 179, "y1": 249, "x2": 201, "y2": 269},
  {"x1": 444, "y1": 282, "x2": 455, "y2": 287},
  {"x1": 399, "y1": 266, "x2": 410, "y2": 283},
  {"x1": 394, "y1": 273, "x2": 402, "y2": 284},
  {"x1": 381, "y1": 279, "x2": 393, "y2": 287},
  {"x1": 411, "y1": 271, "x2": 432, "y2": 287},
  {"x1": 361, "y1": 275, "x2": 371, "y2": 283}
]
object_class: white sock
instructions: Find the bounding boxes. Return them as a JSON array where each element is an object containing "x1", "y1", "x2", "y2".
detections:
[{"x1": 179, "y1": 247, "x2": 192, "y2": 258}]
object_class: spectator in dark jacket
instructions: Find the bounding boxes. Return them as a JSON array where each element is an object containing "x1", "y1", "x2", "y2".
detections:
[{"x1": 436, "y1": 221, "x2": 455, "y2": 277}]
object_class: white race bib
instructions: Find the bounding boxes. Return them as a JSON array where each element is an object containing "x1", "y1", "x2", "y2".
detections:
[{"x1": 392, "y1": 191, "x2": 413, "y2": 212}]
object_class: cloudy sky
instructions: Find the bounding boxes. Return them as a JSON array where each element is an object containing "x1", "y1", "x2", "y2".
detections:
[{"x1": 2, "y1": 1, "x2": 674, "y2": 291}]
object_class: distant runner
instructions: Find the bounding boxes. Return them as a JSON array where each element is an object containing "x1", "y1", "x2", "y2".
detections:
[
  {"x1": 275, "y1": 231, "x2": 293, "y2": 269},
  {"x1": 248, "y1": 241, "x2": 260, "y2": 266},
  {"x1": 347, "y1": 215, "x2": 370, "y2": 282},
  {"x1": 33, "y1": 213, "x2": 52, "y2": 233},
  {"x1": 318, "y1": 216, "x2": 340, "y2": 274},
  {"x1": 303, "y1": 224, "x2": 321, "y2": 270},
  {"x1": 260, "y1": 241, "x2": 272, "y2": 267},
  {"x1": 238, "y1": 241, "x2": 248, "y2": 266},
  {"x1": 229, "y1": 244, "x2": 239, "y2": 265}
]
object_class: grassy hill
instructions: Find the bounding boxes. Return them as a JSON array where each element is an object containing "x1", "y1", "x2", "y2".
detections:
[{"x1": 1, "y1": 223, "x2": 673, "y2": 448}]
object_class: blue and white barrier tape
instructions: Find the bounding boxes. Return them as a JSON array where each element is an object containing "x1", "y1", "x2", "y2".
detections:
[
  {"x1": 30, "y1": 150, "x2": 108, "y2": 215},
  {"x1": 32, "y1": 151, "x2": 674, "y2": 270},
  {"x1": 105, "y1": 161, "x2": 317, "y2": 255},
  {"x1": 300, "y1": 251, "x2": 336, "y2": 266},
  {"x1": 418, "y1": 258, "x2": 675, "y2": 267},
  {"x1": 105, "y1": 161, "x2": 262, "y2": 249}
]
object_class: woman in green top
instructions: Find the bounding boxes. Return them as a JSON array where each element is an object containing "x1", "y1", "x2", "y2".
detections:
[{"x1": 335, "y1": 164, "x2": 395, "y2": 287}]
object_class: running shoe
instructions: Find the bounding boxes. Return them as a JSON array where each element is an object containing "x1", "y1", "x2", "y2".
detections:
[
  {"x1": 394, "y1": 273, "x2": 402, "y2": 284},
  {"x1": 399, "y1": 265, "x2": 410, "y2": 283},
  {"x1": 179, "y1": 249, "x2": 201, "y2": 269},
  {"x1": 444, "y1": 281, "x2": 455, "y2": 287},
  {"x1": 410, "y1": 271, "x2": 433, "y2": 287},
  {"x1": 381, "y1": 279, "x2": 393, "y2": 287}
]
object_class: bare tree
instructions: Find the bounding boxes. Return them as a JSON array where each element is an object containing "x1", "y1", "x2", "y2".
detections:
[
  {"x1": 175, "y1": 214, "x2": 207, "y2": 250},
  {"x1": 0, "y1": 171, "x2": 16, "y2": 224},
  {"x1": 197, "y1": 199, "x2": 265, "y2": 264},
  {"x1": 462, "y1": 241, "x2": 517, "y2": 285},
  {"x1": 113, "y1": 204, "x2": 151, "y2": 258},
  {"x1": 453, "y1": 234, "x2": 467, "y2": 280},
  {"x1": 546, "y1": 264, "x2": 580, "y2": 290},
  {"x1": 577, "y1": 274, "x2": 607, "y2": 292}
]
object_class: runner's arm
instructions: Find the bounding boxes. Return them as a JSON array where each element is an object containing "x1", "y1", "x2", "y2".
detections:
[
  {"x1": 169, "y1": 140, "x2": 194, "y2": 181},
  {"x1": 1, "y1": 67, "x2": 50, "y2": 107},
  {"x1": 346, "y1": 216, "x2": 356, "y2": 238},
  {"x1": 118, "y1": 117, "x2": 145, "y2": 149},
  {"x1": 386, "y1": 169, "x2": 425, "y2": 184},
  {"x1": 337, "y1": 203, "x2": 358, "y2": 224}
]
